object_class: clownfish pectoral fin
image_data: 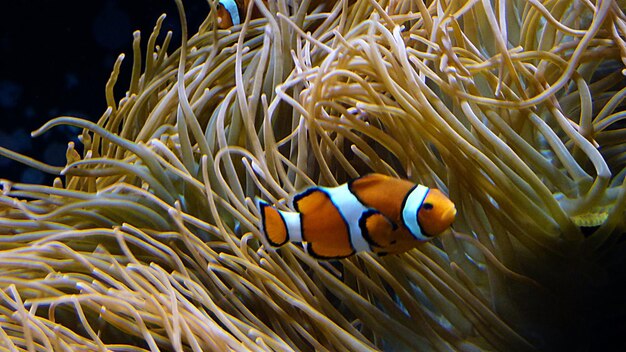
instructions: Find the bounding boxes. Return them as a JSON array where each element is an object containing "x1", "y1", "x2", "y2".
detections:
[
  {"x1": 359, "y1": 209, "x2": 396, "y2": 248},
  {"x1": 304, "y1": 242, "x2": 355, "y2": 260},
  {"x1": 257, "y1": 198, "x2": 303, "y2": 247}
]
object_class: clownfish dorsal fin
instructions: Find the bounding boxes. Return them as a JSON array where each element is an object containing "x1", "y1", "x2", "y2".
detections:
[
  {"x1": 351, "y1": 173, "x2": 393, "y2": 187},
  {"x1": 292, "y1": 187, "x2": 328, "y2": 212}
]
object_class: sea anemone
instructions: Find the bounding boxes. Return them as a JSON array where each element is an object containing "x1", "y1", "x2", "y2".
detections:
[{"x1": 1, "y1": 0, "x2": 625, "y2": 350}]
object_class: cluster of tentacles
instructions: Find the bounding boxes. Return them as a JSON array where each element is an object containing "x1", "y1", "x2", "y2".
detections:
[{"x1": 1, "y1": 0, "x2": 626, "y2": 350}]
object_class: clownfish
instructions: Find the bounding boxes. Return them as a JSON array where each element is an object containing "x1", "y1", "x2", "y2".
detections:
[
  {"x1": 216, "y1": 0, "x2": 263, "y2": 29},
  {"x1": 256, "y1": 173, "x2": 457, "y2": 259},
  {"x1": 216, "y1": 0, "x2": 243, "y2": 29},
  {"x1": 215, "y1": 0, "x2": 328, "y2": 29}
]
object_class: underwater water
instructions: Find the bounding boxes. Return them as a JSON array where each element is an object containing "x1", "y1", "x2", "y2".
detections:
[{"x1": 0, "y1": 0, "x2": 204, "y2": 184}]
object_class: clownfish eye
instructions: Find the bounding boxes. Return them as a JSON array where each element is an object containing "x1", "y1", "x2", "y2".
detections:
[{"x1": 422, "y1": 203, "x2": 433, "y2": 210}]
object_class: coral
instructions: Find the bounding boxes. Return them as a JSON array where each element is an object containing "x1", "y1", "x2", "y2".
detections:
[{"x1": 1, "y1": 0, "x2": 626, "y2": 350}]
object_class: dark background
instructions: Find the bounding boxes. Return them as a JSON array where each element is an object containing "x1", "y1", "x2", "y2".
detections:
[{"x1": 0, "y1": 0, "x2": 207, "y2": 185}]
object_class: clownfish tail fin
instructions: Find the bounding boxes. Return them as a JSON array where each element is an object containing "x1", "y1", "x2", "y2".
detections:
[{"x1": 256, "y1": 198, "x2": 302, "y2": 247}]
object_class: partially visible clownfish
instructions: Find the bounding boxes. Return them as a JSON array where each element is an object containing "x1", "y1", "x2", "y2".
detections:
[
  {"x1": 256, "y1": 173, "x2": 457, "y2": 259},
  {"x1": 215, "y1": 0, "x2": 329, "y2": 29},
  {"x1": 215, "y1": 0, "x2": 262, "y2": 29}
]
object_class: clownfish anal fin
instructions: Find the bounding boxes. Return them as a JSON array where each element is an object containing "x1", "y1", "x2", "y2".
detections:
[
  {"x1": 258, "y1": 199, "x2": 290, "y2": 247},
  {"x1": 305, "y1": 242, "x2": 354, "y2": 260},
  {"x1": 359, "y1": 209, "x2": 395, "y2": 248}
]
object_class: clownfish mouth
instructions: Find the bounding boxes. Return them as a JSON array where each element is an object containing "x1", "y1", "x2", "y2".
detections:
[{"x1": 441, "y1": 206, "x2": 457, "y2": 225}]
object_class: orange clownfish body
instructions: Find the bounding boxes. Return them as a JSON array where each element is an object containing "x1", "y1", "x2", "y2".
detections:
[{"x1": 257, "y1": 174, "x2": 457, "y2": 259}]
